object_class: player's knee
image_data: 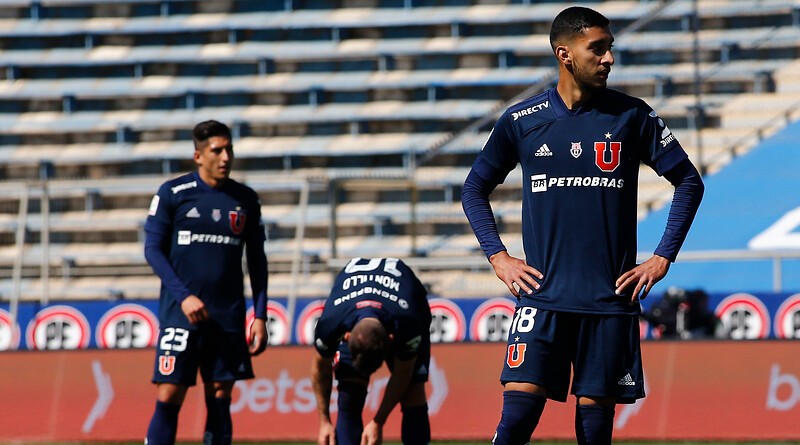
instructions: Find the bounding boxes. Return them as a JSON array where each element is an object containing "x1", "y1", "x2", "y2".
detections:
[
  {"x1": 493, "y1": 391, "x2": 546, "y2": 445},
  {"x1": 157, "y1": 383, "x2": 188, "y2": 405},
  {"x1": 207, "y1": 381, "x2": 235, "y2": 399}
]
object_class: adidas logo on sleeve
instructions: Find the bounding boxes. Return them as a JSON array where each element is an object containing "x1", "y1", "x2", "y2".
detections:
[{"x1": 535, "y1": 143, "x2": 553, "y2": 157}]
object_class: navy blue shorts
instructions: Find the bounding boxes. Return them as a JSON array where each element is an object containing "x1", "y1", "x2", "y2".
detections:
[
  {"x1": 500, "y1": 306, "x2": 644, "y2": 404},
  {"x1": 151, "y1": 322, "x2": 254, "y2": 386},
  {"x1": 334, "y1": 333, "x2": 431, "y2": 384}
]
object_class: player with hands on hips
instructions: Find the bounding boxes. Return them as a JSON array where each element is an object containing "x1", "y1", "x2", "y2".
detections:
[
  {"x1": 312, "y1": 257, "x2": 432, "y2": 445},
  {"x1": 462, "y1": 6, "x2": 704, "y2": 445},
  {"x1": 143, "y1": 120, "x2": 270, "y2": 445}
]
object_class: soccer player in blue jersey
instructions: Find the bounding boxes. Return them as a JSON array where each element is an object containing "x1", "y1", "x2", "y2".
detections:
[
  {"x1": 462, "y1": 7, "x2": 704, "y2": 445},
  {"x1": 312, "y1": 257, "x2": 432, "y2": 445},
  {"x1": 143, "y1": 120, "x2": 269, "y2": 445}
]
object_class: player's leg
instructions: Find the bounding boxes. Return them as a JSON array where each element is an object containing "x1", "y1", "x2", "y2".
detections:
[
  {"x1": 397, "y1": 330, "x2": 431, "y2": 445},
  {"x1": 146, "y1": 383, "x2": 189, "y2": 445},
  {"x1": 399, "y1": 382, "x2": 429, "y2": 445},
  {"x1": 571, "y1": 314, "x2": 644, "y2": 445},
  {"x1": 574, "y1": 397, "x2": 616, "y2": 445},
  {"x1": 200, "y1": 327, "x2": 254, "y2": 445},
  {"x1": 203, "y1": 381, "x2": 235, "y2": 445},
  {"x1": 493, "y1": 383, "x2": 547, "y2": 445},
  {"x1": 146, "y1": 326, "x2": 200, "y2": 445},
  {"x1": 493, "y1": 308, "x2": 570, "y2": 445},
  {"x1": 334, "y1": 342, "x2": 370, "y2": 445},
  {"x1": 336, "y1": 379, "x2": 369, "y2": 445}
]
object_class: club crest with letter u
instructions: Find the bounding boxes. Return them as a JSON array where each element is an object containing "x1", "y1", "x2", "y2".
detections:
[
  {"x1": 159, "y1": 355, "x2": 176, "y2": 375},
  {"x1": 229, "y1": 210, "x2": 246, "y2": 235},
  {"x1": 506, "y1": 343, "x2": 527, "y2": 368}
]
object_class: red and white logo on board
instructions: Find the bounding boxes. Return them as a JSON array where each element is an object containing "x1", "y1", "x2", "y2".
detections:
[
  {"x1": 26, "y1": 305, "x2": 91, "y2": 350},
  {"x1": 774, "y1": 293, "x2": 800, "y2": 339},
  {"x1": 96, "y1": 304, "x2": 159, "y2": 349},
  {"x1": 0, "y1": 308, "x2": 21, "y2": 351},
  {"x1": 246, "y1": 301, "x2": 291, "y2": 346},
  {"x1": 429, "y1": 298, "x2": 466, "y2": 343},
  {"x1": 715, "y1": 293, "x2": 770, "y2": 339},
  {"x1": 469, "y1": 298, "x2": 516, "y2": 342},
  {"x1": 295, "y1": 300, "x2": 326, "y2": 345}
]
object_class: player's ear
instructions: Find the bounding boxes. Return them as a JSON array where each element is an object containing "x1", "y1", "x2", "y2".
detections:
[
  {"x1": 388, "y1": 333, "x2": 394, "y2": 343},
  {"x1": 556, "y1": 45, "x2": 571, "y2": 65},
  {"x1": 344, "y1": 332, "x2": 351, "y2": 341},
  {"x1": 193, "y1": 148, "x2": 202, "y2": 165}
]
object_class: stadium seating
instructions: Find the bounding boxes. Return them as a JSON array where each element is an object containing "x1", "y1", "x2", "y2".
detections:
[{"x1": 1, "y1": 0, "x2": 799, "y2": 301}]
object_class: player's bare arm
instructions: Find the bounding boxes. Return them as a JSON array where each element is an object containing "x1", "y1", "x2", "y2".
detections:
[
  {"x1": 615, "y1": 255, "x2": 670, "y2": 303},
  {"x1": 180, "y1": 295, "x2": 209, "y2": 324},
  {"x1": 362, "y1": 355, "x2": 417, "y2": 445},
  {"x1": 311, "y1": 351, "x2": 336, "y2": 445},
  {"x1": 248, "y1": 318, "x2": 268, "y2": 356},
  {"x1": 489, "y1": 251, "x2": 543, "y2": 298}
]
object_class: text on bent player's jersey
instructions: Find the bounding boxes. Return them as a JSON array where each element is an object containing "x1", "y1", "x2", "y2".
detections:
[
  {"x1": 144, "y1": 171, "x2": 265, "y2": 331},
  {"x1": 314, "y1": 258, "x2": 430, "y2": 360},
  {"x1": 474, "y1": 87, "x2": 688, "y2": 315}
]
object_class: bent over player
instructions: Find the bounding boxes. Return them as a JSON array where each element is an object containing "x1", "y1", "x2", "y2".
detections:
[
  {"x1": 144, "y1": 120, "x2": 269, "y2": 445},
  {"x1": 312, "y1": 257, "x2": 432, "y2": 445},
  {"x1": 461, "y1": 7, "x2": 704, "y2": 445}
]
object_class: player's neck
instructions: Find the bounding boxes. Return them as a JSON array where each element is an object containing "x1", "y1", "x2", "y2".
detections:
[
  {"x1": 196, "y1": 170, "x2": 227, "y2": 189},
  {"x1": 555, "y1": 79, "x2": 597, "y2": 111}
]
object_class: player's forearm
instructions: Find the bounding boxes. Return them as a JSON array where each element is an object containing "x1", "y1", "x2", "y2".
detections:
[
  {"x1": 373, "y1": 359, "x2": 414, "y2": 425},
  {"x1": 246, "y1": 244, "x2": 269, "y2": 319},
  {"x1": 311, "y1": 356, "x2": 334, "y2": 422},
  {"x1": 655, "y1": 159, "x2": 705, "y2": 261}
]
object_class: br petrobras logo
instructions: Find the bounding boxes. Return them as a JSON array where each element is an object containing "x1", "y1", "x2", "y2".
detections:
[
  {"x1": 774, "y1": 293, "x2": 800, "y2": 339},
  {"x1": 469, "y1": 298, "x2": 516, "y2": 342},
  {"x1": 295, "y1": 300, "x2": 325, "y2": 345},
  {"x1": 530, "y1": 174, "x2": 547, "y2": 193},
  {"x1": 246, "y1": 301, "x2": 291, "y2": 346},
  {"x1": 715, "y1": 293, "x2": 770, "y2": 339},
  {"x1": 530, "y1": 173, "x2": 623, "y2": 193},
  {"x1": 95, "y1": 304, "x2": 159, "y2": 349},
  {"x1": 177, "y1": 230, "x2": 241, "y2": 246},
  {"x1": 0, "y1": 308, "x2": 21, "y2": 351},
  {"x1": 26, "y1": 305, "x2": 91, "y2": 350},
  {"x1": 428, "y1": 298, "x2": 466, "y2": 343}
]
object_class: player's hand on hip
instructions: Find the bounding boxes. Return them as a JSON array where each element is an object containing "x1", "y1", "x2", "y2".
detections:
[
  {"x1": 615, "y1": 255, "x2": 670, "y2": 303},
  {"x1": 360, "y1": 420, "x2": 382, "y2": 445},
  {"x1": 489, "y1": 251, "x2": 543, "y2": 299},
  {"x1": 318, "y1": 420, "x2": 336, "y2": 445},
  {"x1": 180, "y1": 295, "x2": 209, "y2": 324},
  {"x1": 249, "y1": 317, "x2": 269, "y2": 356}
]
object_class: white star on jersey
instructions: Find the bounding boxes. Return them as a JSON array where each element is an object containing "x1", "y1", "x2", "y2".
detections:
[{"x1": 605, "y1": 132, "x2": 612, "y2": 139}]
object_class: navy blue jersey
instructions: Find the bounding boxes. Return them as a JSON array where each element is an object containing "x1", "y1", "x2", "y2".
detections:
[
  {"x1": 314, "y1": 258, "x2": 430, "y2": 361},
  {"x1": 144, "y1": 171, "x2": 267, "y2": 331},
  {"x1": 470, "y1": 88, "x2": 688, "y2": 315}
]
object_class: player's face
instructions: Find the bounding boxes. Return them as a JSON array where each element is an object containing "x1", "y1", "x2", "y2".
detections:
[
  {"x1": 194, "y1": 135, "x2": 233, "y2": 188},
  {"x1": 567, "y1": 26, "x2": 615, "y2": 92}
]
